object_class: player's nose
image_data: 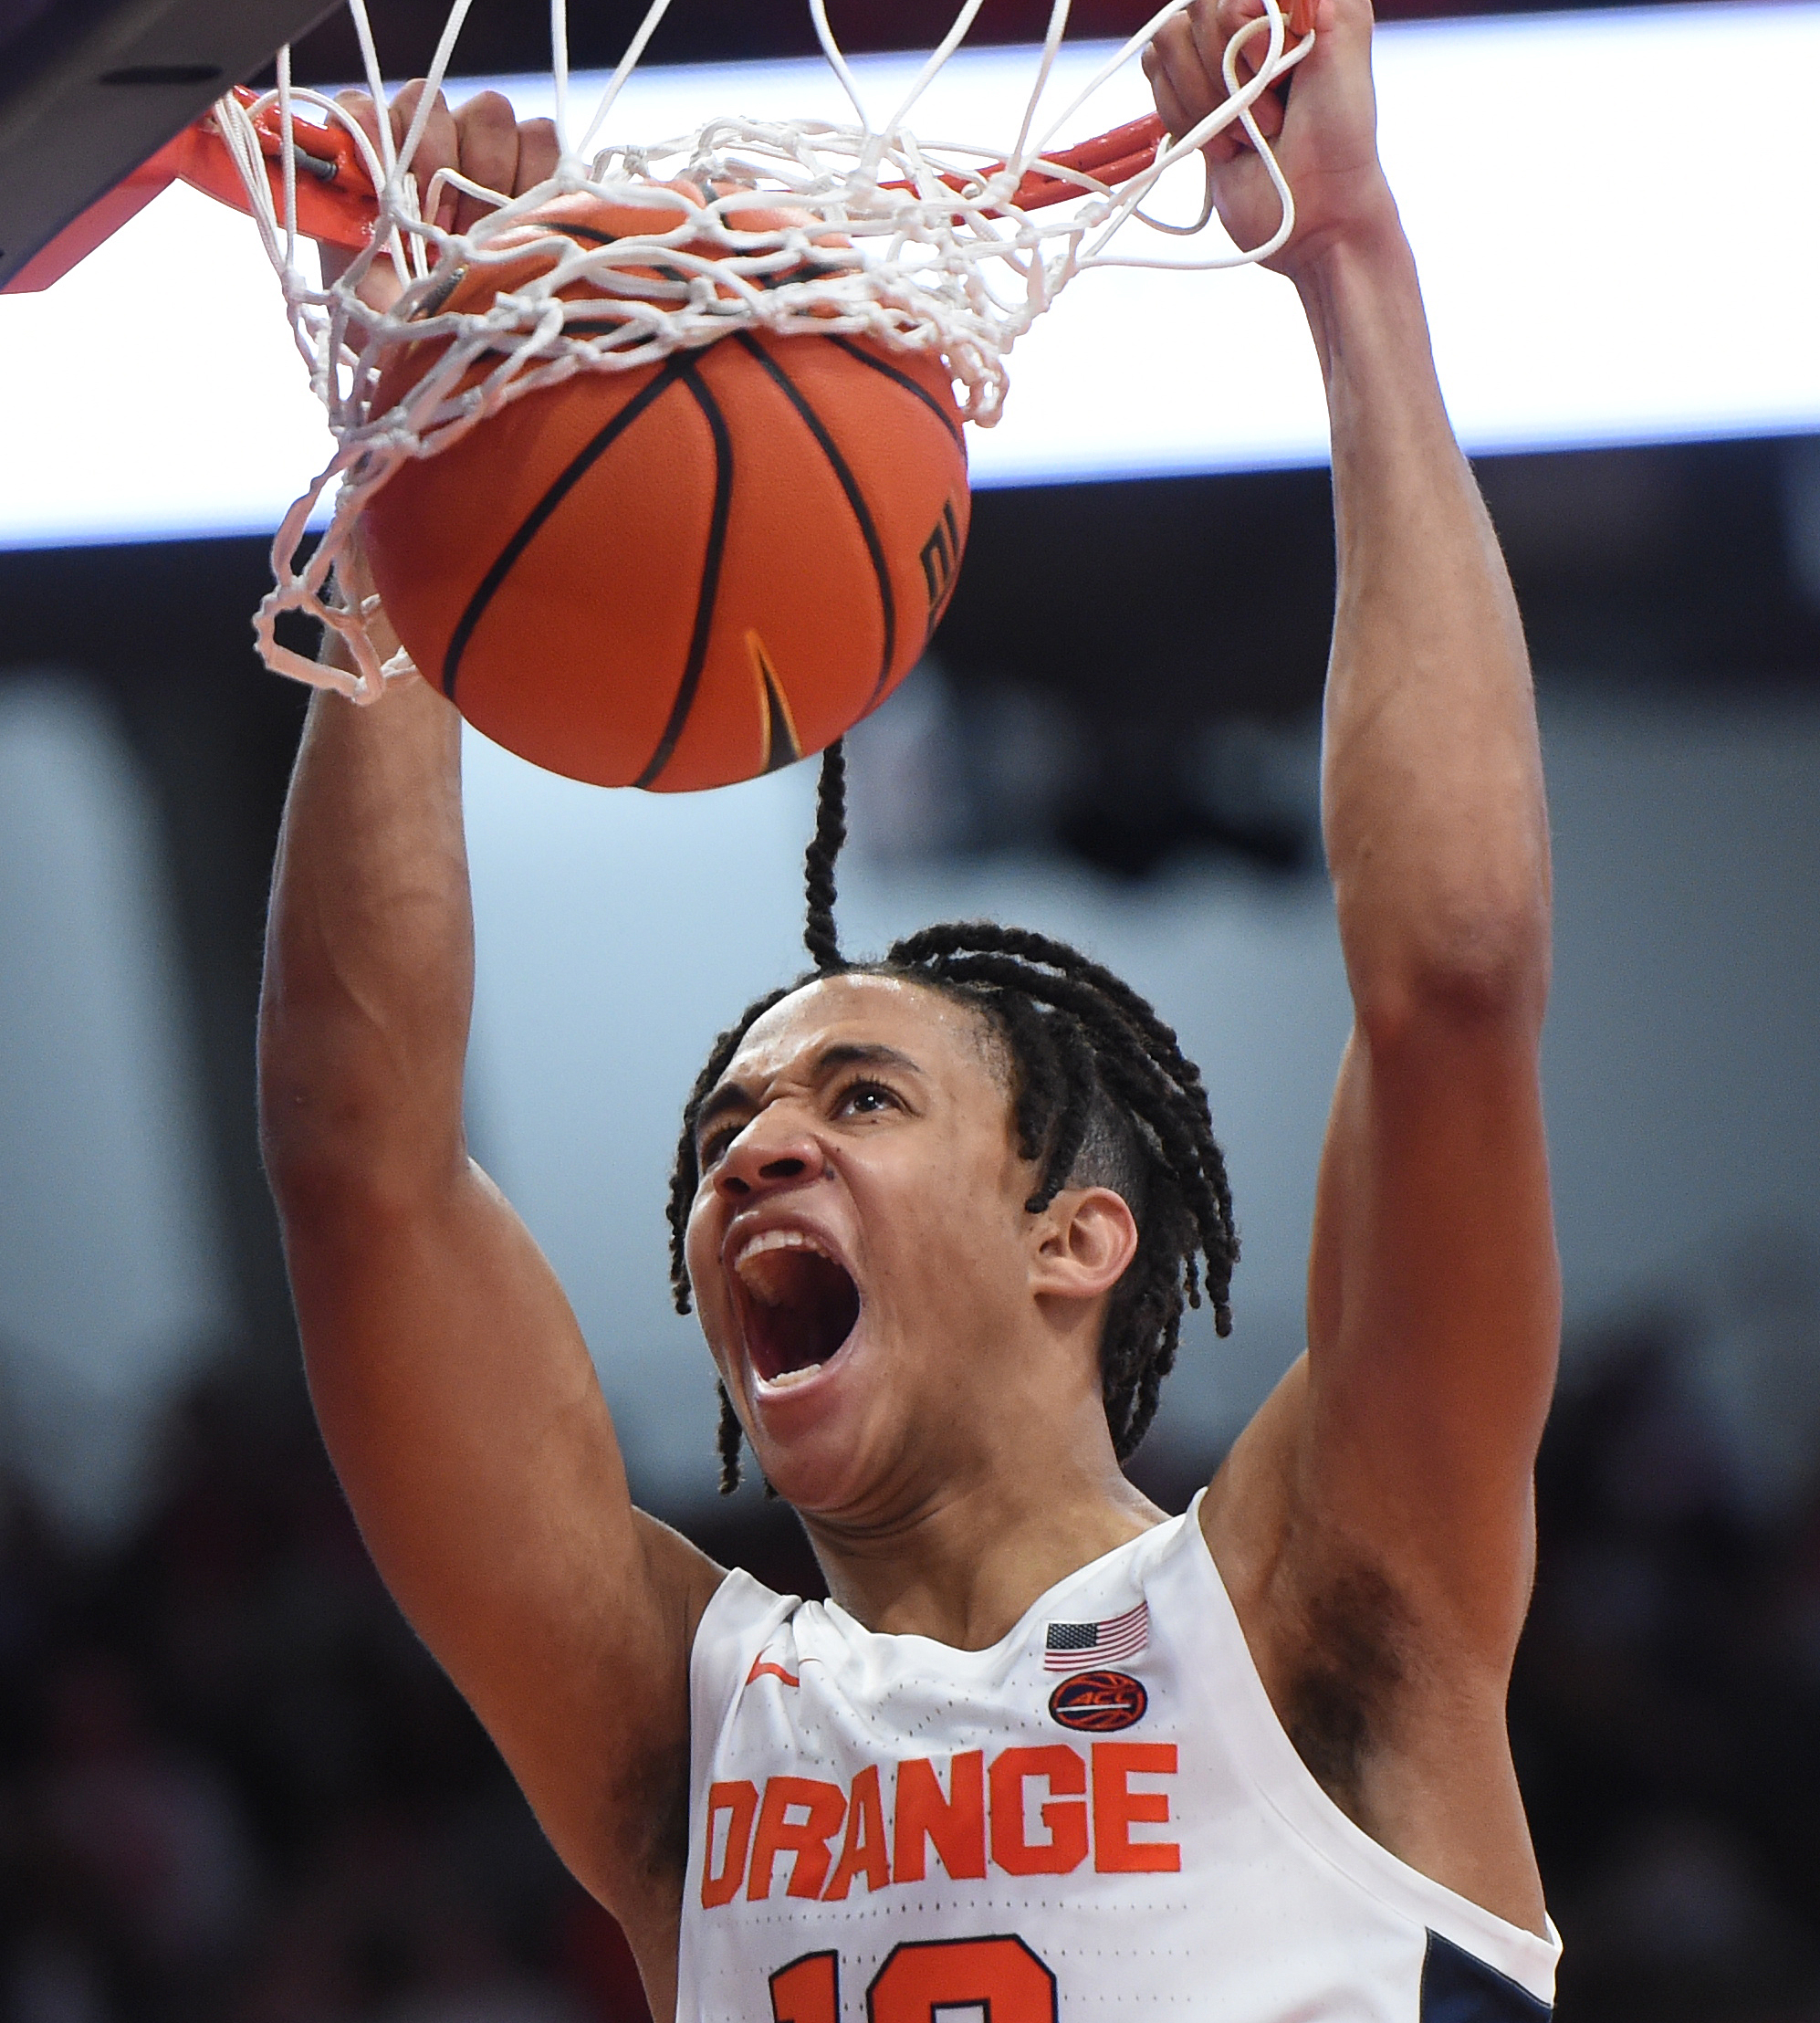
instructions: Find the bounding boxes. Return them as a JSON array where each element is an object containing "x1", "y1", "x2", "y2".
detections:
[{"x1": 713, "y1": 1115, "x2": 827, "y2": 1199}]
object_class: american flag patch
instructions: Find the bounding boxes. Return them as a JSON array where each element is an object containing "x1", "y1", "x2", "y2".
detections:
[{"x1": 1042, "y1": 1598, "x2": 1149, "y2": 1672}]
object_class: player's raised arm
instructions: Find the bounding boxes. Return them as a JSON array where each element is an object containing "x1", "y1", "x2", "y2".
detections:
[
  {"x1": 257, "y1": 96, "x2": 721, "y2": 1991},
  {"x1": 1150, "y1": 0, "x2": 1557, "y2": 1933}
]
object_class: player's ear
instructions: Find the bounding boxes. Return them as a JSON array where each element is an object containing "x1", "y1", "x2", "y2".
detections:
[{"x1": 1029, "y1": 1186, "x2": 1139, "y2": 1303}]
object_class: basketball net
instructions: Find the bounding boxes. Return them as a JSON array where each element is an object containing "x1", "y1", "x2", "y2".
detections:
[{"x1": 218, "y1": 0, "x2": 1312, "y2": 700}]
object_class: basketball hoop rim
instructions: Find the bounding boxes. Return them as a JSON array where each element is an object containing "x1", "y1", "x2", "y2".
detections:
[{"x1": 200, "y1": 0, "x2": 1313, "y2": 705}]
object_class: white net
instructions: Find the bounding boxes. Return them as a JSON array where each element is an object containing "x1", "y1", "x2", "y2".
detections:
[{"x1": 219, "y1": 0, "x2": 1312, "y2": 698}]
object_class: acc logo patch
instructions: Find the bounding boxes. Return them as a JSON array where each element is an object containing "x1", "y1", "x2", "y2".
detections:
[{"x1": 1048, "y1": 1669, "x2": 1147, "y2": 1733}]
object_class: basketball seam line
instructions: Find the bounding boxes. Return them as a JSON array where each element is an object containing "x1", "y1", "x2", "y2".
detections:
[
  {"x1": 734, "y1": 330, "x2": 896, "y2": 709},
  {"x1": 827, "y1": 335, "x2": 966, "y2": 451},
  {"x1": 442, "y1": 353, "x2": 692, "y2": 707},
  {"x1": 633, "y1": 358, "x2": 735, "y2": 789}
]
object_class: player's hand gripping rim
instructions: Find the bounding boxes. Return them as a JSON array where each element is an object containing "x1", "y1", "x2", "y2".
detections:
[
  {"x1": 1144, "y1": 0, "x2": 1397, "y2": 277},
  {"x1": 321, "y1": 81, "x2": 560, "y2": 309}
]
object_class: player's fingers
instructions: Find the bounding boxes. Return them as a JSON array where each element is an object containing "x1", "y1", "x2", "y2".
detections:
[
  {"x1": 1246, "y1": 89, "x2": 1286, "y2": 141},
  {"x1": 1145, "y1": 61, "x2": 1196, "y2": 146},
  {"x1": 1149, "y1": 47, "x2": 1244, "y2": 164},
  {"x1": 451, "y1": 89, "x2": 518, "y2": 233},
  {"x1": 1145, "y1": 16, "x2": 1224, "y2": 136},
  {"x1": 1203, "y1": 0, "x2": 1299, "y2": 145},
  {"x1": 1216, "y1": 0, "x2": 1295, "y2": 102},
  {"x1": 326, "y1": 91, "x2": 401, "y2": 299},
  {"x1": 1213, "y1": 0, "x2": 1271, "y2": 43},
  {"x1": 1199, "y1": 0, "x2": 1251, "y2": 90},
  {"x1": 333, "y1": 88, "x2": 387, "y2": 169},
  {"x1": 1228, "y1": 0, "x2": 1305, "y2": 73},
  {"x1": 1150, "y1": 23, "x2": 1261, "y2": 164},
  {"x1": 514, "y1": 117, "x2": 561, "y2": 197},
  {"x1": 390, "y1": 80, "x2": 461, "y2": 230}
]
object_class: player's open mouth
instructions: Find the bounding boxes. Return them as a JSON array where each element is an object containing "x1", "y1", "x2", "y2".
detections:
[{"x1": 732, "y1": 1229, "x2": 861, "y2": 1386}]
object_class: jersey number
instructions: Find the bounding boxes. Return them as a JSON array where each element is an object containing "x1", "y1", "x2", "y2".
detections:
[{"x1": 771, "y1": 1936, "x2": 1058, "y2": 2023}]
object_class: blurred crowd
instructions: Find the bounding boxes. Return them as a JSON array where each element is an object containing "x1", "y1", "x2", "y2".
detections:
[
  {"x1": 1515, "y1": 1274, "x2": 1820, "y2": 2022},
  {"x1": 0, "y1": 1372, "x2": 674, "y2": 2023},
  {"x1": 7, "y1": 1274, "x2": 1820, "y2": 2022}
]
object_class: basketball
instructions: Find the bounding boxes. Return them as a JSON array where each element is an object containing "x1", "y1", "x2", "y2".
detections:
[{"x1": 361, "y1": 190, "x2": 970, "y2": 791}]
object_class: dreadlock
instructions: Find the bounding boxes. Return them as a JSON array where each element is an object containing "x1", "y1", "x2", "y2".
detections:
[{"x1": 667, "y1": 739, "x2": 1239, "y2": 1494}]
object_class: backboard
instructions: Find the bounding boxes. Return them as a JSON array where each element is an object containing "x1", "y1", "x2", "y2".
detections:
[{"x1": 0, "y1": 0, "x2": 341, "y2": 290}]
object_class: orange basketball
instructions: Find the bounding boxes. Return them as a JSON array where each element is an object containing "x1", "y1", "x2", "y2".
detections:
[{"x1": 361, "y1": 191, "x2": 970, "y2": 791}]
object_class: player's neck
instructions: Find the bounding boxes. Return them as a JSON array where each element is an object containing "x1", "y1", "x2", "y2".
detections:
[{"x1": 800, "y1": 1428, "x2": 1166, "y2": 1651}]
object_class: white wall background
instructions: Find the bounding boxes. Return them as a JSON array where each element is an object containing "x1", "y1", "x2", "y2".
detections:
[{"x1": 0, "y1": 679, "x2": 230, "y2": 1534}]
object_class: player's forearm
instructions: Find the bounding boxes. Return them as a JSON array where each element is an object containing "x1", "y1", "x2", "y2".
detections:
[
  {"x1": 1302, "y1": 222, "x2": 1550, "y2": 1034},
  {"x1": 259, "y1": 675, "x2": 474, "y2": 1208}
]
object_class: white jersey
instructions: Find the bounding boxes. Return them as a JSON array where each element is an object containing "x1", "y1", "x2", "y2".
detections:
[{"x1": 676, "y1": 1495, "x2": 1559, "y2": 2023}]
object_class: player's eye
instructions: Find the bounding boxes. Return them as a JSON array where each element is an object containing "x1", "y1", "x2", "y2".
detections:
[
  {"x1": 697, "y1": 1118, "x2": 746, "y2": 1165},
  {"x1": 834, "y1": 1078, "x2": 899, "y2": 1120}
]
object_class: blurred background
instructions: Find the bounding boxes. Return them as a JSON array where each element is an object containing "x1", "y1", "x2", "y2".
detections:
[{"x1": 5, "y1": 0, "x2": 1820, "y2": 2018}]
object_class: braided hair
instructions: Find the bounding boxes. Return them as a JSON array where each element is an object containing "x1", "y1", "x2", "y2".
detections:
[{"x1": 668, "y1": 740, "x2": 1239, "y2": 1494}]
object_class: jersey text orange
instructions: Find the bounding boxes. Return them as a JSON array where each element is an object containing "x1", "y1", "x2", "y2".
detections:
[{"x1": 701, "y1": 1744, "x2": 1179, "y2": 1905}]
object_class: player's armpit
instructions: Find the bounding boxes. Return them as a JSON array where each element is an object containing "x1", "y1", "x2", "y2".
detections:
[{"x1": 1199, "y1": 1001, "x2": 1556, "y2": 1935}]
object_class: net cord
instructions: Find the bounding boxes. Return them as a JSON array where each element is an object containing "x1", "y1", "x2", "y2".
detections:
[
  {"x1": 223, "y1": 0, "x2": 1312, "y2": 699},
  {"x1": 550, "y1": 0, "x2": 570, "y2": 156},
  {"x1": 807, "y1": 0, "x2": 875, "y2": 134},
  {"x1": 575, "y1": 0, "x2": 682, "y2": 161},
  {"x1": 1009, "y1": 0, "x2": 1075, "y2": 177}
]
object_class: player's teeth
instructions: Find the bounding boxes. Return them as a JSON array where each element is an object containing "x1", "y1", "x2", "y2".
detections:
[{"x1": 735, "y1": 1228, "x2": 828, "y2": 1274}]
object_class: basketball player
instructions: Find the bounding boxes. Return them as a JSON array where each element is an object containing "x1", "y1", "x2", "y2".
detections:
[{"x1": 260, "y1": 0, "x2": 1560, "y2": 2016}]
